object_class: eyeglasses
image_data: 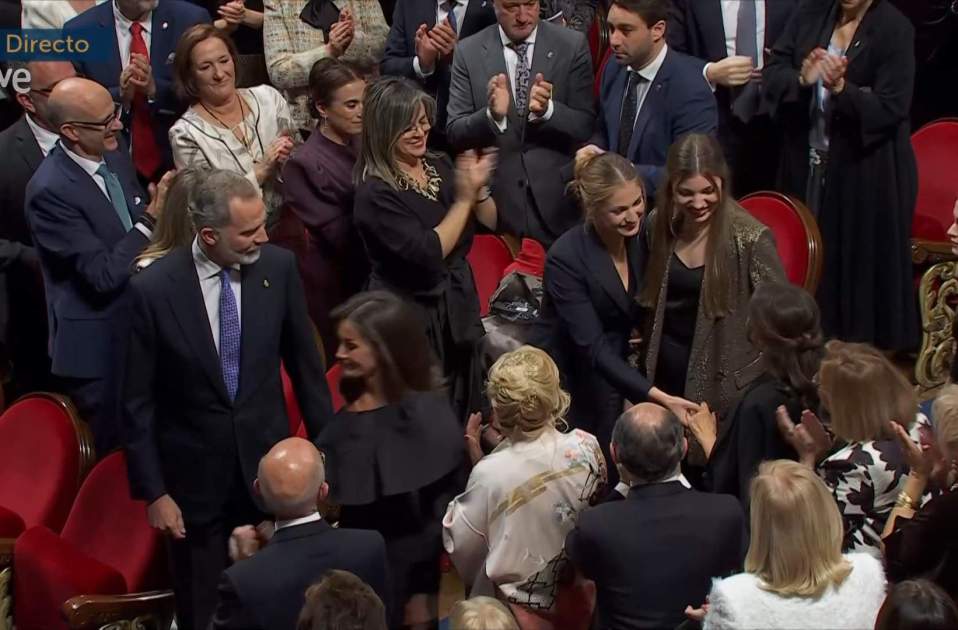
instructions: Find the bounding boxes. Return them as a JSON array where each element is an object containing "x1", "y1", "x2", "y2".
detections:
[
  {"x1": 64, "y1": 102, "x2": 123, "y2": 129},
  {"x1": 401, "y1": 120, "x2": 431, "y2": 138}
]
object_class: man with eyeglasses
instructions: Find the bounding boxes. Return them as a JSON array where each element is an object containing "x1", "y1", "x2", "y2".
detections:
[
  {"x1": 446, "y1": 0, "x2": 594, "y2": 247},
  {"x1": 25, "y1": 76, "x2": 160, "y2": 454},
  {"x1": 0, "y1": 61, "x2": 76, "y2": 403}
]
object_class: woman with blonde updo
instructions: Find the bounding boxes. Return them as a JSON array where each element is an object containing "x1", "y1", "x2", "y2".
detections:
[
  {"x1": 443, "y1": 346, "x2": 606, "y2": 624},
  {"x1": 535, "y1": 151, "x2": 697, "y2": 487}
]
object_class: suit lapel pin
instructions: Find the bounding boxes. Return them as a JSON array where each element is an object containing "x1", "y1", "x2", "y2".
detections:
[
  {"x1": 547, "y1": 51, "x2": 554, "y2": 59},
  {"x1": 133, "y1": 196, "x2": 142, "y2": 205},
  {"x1": 162, "y1": 21, "x2": 169, "y2": 29},
  {"x1": 263, "y1": 279, "x2": 270, "y2": 288}
]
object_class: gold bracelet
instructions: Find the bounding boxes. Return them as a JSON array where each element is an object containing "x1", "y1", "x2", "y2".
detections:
[{"x1": 894, "y1": 491, "x2": 915, "y2": 510}]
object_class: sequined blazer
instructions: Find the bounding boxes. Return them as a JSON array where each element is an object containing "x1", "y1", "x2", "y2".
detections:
[
  {"x1": 642, "y1": 205, "x2": 786, "y2": 416},
  {"x1": 263, "y1": 0, "x2": 388, "y2": 130}
]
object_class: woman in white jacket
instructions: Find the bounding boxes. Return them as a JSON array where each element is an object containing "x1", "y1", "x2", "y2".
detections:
[{"x1": 701, "y1": 460, "x2": 886, "y2": 630}]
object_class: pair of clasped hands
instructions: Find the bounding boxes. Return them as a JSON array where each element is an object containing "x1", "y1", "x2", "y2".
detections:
[
  {"x1": 414, "y1": 14, "x2": 458, "y2": 73},
  {"x1": 119, "y1": 53, "x2": 155, "y2": 106}
]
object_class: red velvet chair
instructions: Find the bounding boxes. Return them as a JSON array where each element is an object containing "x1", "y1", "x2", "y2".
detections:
[
  {"x1": 910, "y1": 118, "x2": 958, "y2": 266},
  {"x1": 467, "y1": 235, "x2": 516, "y2": 316},
  {"x1": 282, "y1": 364, "x2": 306, "y2": 437},
  {"x1": 739, "y1": 192, "x2": 823, "y2": 293},
  {"x1": 13, "y1": 451, "x2": 172, "y2": 630},
  {"x1": 503, "y1": 238, "x2": 547, "y2": 279},
  {"x1": 0, "y1": 393, "x2": 95, "y2": 541},
  {"x1": 326, "y1": 363, "x2": 345, "y2": 413}
]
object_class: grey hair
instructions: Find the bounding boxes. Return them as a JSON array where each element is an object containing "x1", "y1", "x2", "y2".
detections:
[
  {"x1": 189, "y1": 169, "x2": 259, "y2": 229},
  {"x1": 612, "y1": 405, "x2": 684, "y2": 483},
  {"x1": 353, "y1": 76, "x2": 437, "y2": 189}
]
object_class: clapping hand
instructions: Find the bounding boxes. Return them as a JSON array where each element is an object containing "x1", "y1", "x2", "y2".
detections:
[
  {"x1": 687, "y1": 402, "x2": 718, "y2": 459},
  {"x1": 819, "y1": 52, "x2": 848, "y2": 93},
  {"x1": 144, "y1": 170, "x2": 176, "y2": 220},
  {"x1": 776, "y1": 405, "x2": 831, "y2": 467},
  {"x1": 464, "y1": 412, "x2": 484, "y2": 465},
  {"x1": 326, "y1": 18, "x2": 353, "y2": 58},
  {"x1": 415, "y1": 23, "x2": 441, "y2": 72},
  {"x1": 487, "y1": 73, "x2": 510, "y2": 122},
  {"x1": 528, "y1": 73, "x2": 553, "y2": 117},
  {"x1": 120, "y1": 53, "x2": 155, "y2": 104},
  {"x1": 428, "y1": 17, "x2": 457, "y2": 59},
  {"x1": 889, "y1": 420, "x2": 939, "y2": 481},
  {"x1": 800, "y1": 47, "x2": 828, "y2": 86},
  {"x1": 454, "y1": 148, "x2": 497, "y2": 204},
  {"x1": 706, "y1": 55, "x2": 754, "y2": 87},
  {"x1": 217, "y1": 0, "x2": 246, "y2": 26}
]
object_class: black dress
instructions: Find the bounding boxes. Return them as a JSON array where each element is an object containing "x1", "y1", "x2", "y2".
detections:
[
  {"x1": 354, "y1": 157, "x2": 485, "y2": 419},
  {"x1": 654, "y1": 253, "x2": 703, "y2": 397},
  {"x1": 762, "y1": 0, "x2": 918, "y2": 351},
  {"x1": 704, "y1": 375, "x2": 802, "y2": 508},
  {"x1": 317, "y1": 390, "x2": 464, "y2": 626},
  {"x1": 533, "y1": 225, "x2": 649, "y2": 486},
  {"x1": 884, "y1": 489, "x2": 958, "y2": 600}
]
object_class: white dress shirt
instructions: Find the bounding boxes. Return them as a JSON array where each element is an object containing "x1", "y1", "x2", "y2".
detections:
[
  {"x1": 413, "y1": 0, "x2": 468, "y2": 78},
  {"x1": 624, "y1": 42, "x2": 668, "y2": 129},
  {"x1": 615, "y1": 472, "x2": 692, "y2": 498},
  {"x1": 25, "y1": 114, "x2": 60, "y2": 157},
  {"x1": 113, "y1": 0, "x2": 153, "y2": 68},
  {"x1": 60, "y1": 141, "x2": 151, "y2": 237},
  {"x1": 275, "y1": 511, "x2": 322, "y2": 531},
  {"x1": 721, "y1": 0, "x2": 766, "y2": 68},
  {"x1": 192, "y1": 237, "x2": 242, "y2": 355},
  {"x1": 488, "y1": 25, "x2": 554, "y2": 132}
]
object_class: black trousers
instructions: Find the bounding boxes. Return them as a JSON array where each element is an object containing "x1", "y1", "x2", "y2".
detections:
[{"x1": 166, "y1": 465, "x2": 264, "y2": 630}]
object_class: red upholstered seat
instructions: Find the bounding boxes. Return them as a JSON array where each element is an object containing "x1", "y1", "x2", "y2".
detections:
[
  {"x1": 326, "y1": 363, "x2": 345, "y2": 413},
  {"x1": 13, "y1": 451, "x2": 167, "y2": 630},
  {"x1": 508, "y1": 577, "x2": 596, "y2": 630},
  {"x1": 467, "y1": 235, "x2": 516, "y2": 316},
  {"x1": 739, "y1": 192, "x2": 823, "y2": 293},
  {"x1": 504, "y1": 238, "x2": 547, "y2": 278},
  {"x1": 0, "y1": 394, "x2": 94, "y2": 535},
  {"x1": 911, "y1": 119, "x2": 958, "y2": 245},
  {"x1": 281, "y1": 364, "x2": 305, "y2": 436}
]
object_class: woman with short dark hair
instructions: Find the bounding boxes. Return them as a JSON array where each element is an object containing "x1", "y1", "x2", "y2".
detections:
[
  {"x1": 317, "y1": 291, "x2": 464, "y2": 629},
  {"x1": 874, "y1": 580, "x2": 958, "y2": 630}
]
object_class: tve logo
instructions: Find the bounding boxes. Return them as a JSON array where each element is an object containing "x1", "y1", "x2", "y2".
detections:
[{"x1": 0, "y1": 66, "x2": 30, "y2": 95}]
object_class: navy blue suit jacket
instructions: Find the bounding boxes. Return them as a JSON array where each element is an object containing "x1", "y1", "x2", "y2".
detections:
[
  {"x1": 25, "y1": 144, "x2": 147, "y2": 380},
  {"x1": 594, "y1": 47, "x2": 717, "y2": 198},
  {"x1": 64, "y1": 0, "x2": 210, "y2": 167}
]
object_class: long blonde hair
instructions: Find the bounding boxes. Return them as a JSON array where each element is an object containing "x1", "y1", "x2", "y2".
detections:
[
  {"x1": 640, "y1": 133, "x2": 735, "y2": 318},
  {"x1": 746, "y1": 460, "x2": 852, "y2": 597},
  {"x1": 136, "y1": 168, "x2": 201, "y2": 266},
  {"x1": 486, "y1": 346, "x2": 570, "y2": 438}
]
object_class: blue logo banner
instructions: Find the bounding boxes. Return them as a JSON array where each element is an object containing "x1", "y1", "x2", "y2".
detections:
[{"x1": 0, "y1": 28, "x2": 115, "y2": 61}]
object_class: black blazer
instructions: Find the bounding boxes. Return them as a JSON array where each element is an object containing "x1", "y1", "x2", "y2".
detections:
[
  {"x1": 0, "y1": 116, "x2": 44, "y2": 247},
  {"x1": 123, "y1": 244, "x2": 333, "y2": 524},
  {"x1": 704, "y1": 375, "x2": 801, "y2": 507},
  {"x1": 565, "y1": 481, "x2": 747, "y2": 630},
  {"x1": 380, "y1": 0, "x2": 496, "y2": 137},
  {"x1": 210, "y1": 519, "x2": 390, "y2": 630},
  {"x1": 534, "y1": 225, "x2": 650, "y2": 436}
]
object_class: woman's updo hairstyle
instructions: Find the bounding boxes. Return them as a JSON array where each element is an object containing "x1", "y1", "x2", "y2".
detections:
[
  {"x1": 570, "y1": 151, "x2": 645, "y2": 224},
  {"x1": 486, "y1": 346, "x2": 570, "y2": 436},
  {"x1": 308, "y1": 57, "x2": 363, "y2": 119}
]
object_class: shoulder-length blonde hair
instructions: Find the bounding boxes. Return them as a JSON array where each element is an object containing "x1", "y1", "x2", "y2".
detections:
[
  {"x1": 932, "y1": 384, "x2": 958, "y2": 459},
  {"x1": 135, "y1": 168, "x2": 202, "y2": 266},
  {"x1": 818, "y1": 340, "x2": 917, "y2": 443},
  {"x1": 640, "y1": 133, "x2": 735, "y2": 318},
  {"x1": 746, "y1": 460, "x2": 852, "y2": 597},
  {"x1": 486, "y1": 346, "x2": 570, "y2": 438},
  {"x1": 353, "y1": 76, "x2": 437, "y2": 189}
]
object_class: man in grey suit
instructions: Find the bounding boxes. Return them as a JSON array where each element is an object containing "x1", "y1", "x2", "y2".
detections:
[{"x1": 446, "y1": 0, "x2": 594, "y2": 246}]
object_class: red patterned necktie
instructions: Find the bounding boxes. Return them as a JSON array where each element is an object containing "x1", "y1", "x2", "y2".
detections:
[{"x1": 129, "y1": 22, "x2": 161, "y2": 179}]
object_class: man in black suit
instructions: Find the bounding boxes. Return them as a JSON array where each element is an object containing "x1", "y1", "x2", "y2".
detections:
[
  {"x1": 668, "y1": 0, "x2": 800, "y2": 195},
  {"x1": 575, "y1": 0, "x2": 716, "y2": 201},
  {"x1": 0, "y1": 61, "x2": 76, "y2": 401},
  {"x1": 124, "y1": 169, "x2": 333, "y2": 630},
  {"x1": 565, "y1": 403, "x2": 747, "y2": 630},
  {"x1": 209, "y1": 438, "x2": 389, "y2": 630},
  {"x1": 26, "y1": 77, "x2": 153, "y2": 452},
  {"x1": 380, "y1": 0, "x2": 497, "y2": 151},
  {"x1": 446, "y1": 0, "x2": 595, "y2": 246}
]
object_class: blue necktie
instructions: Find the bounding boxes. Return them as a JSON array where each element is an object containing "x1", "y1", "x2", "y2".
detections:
[
  {"x1": 443, "y1": 0, "x2": 458, "y2": 33},
  {"x1": 219, "y1": 269, "x2": 241, "y2": 401},
  {"x1": 95, "y1": 164, "x2": 133, "y2": 231}
]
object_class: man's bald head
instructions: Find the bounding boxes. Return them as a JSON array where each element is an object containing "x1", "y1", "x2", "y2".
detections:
[
  {"x1": 48, "y1": 78, "x2": 122, "y2": 157},
  {"x1": 256, "y1": 438, "x2": 326, "y2": 519},
  {"x1": 612, "y1": 403, "x2": 685, "y2": 483}
]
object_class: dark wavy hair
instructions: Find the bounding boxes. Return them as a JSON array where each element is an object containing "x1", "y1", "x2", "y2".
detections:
[
  {"x1": 875, "y1": 580, "x2": 958, "y2": 630},
  {"x1": 747, "y1": 282, "x2": 824, "y2": 411},
  {"x1": 330, "y1": 291, "x2": 442, "y2": 404}
]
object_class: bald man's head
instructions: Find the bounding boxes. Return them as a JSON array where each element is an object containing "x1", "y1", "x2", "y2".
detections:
[
  {"x1": 48, "y1": 77, "x2": 122, "y2": 157},
  {"x1": 255, "y1": 438, "x2": 327, "y2": 519},
  {"x1": 612, "y1": 403, "x2": 685, "y2": 483},
  {"x1": 11, "y1": 61, "x2": 76, "y2": 129}
]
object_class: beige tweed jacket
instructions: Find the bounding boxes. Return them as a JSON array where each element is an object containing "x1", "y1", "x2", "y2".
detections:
[{"x1": 264, "y1": 0, "x2": 388, "y2": 130}]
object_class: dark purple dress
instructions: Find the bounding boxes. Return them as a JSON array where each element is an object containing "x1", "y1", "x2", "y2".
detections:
[{"x1": 278, "y1": 131, "x2": 369, "y2": 363}]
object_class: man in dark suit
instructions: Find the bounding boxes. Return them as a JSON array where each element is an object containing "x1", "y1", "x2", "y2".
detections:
[
  {"x1": 25, "y1": 77, "x2": 153, "y2": 452},
  {"x1": 577, "y1": 0, "x2": 717, "y2": 201},
  {"x1": 446, "y1": 0, "x2": 594, "y2": 246},
  {"x1": 209, "y1": 438, "x2": 389, "y2": 630},
  {"x1": 0, "y1": 61, "x2": 76, "y2": 401},
  {"x1": 123, "y1": 169, "x2": 333, "y2": 630},
  {"x1": 64, "y1": 0, "x2": 209, "y2": 181},
  {"x1": 566, "y1": 403, "x2": 747, "y2": 630},
  {"x1": 380, "y1": 0, "x2": 497, "y2": 151},
  {"x1": 668, "y1": 0, "x2": 799, "y2": 195}
]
